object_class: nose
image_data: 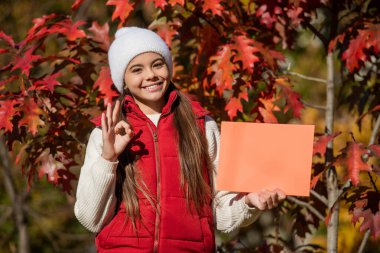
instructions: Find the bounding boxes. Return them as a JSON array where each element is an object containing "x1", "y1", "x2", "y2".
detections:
[{"x1": 145, "y1": 67, "x2": 157, "y2": 80}]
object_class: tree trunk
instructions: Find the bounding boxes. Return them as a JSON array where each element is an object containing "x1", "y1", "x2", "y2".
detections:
[
  {"x1": 0, "y1": 137, "x2": 30, "y2": 253},
  {"x1": 325, "y1": 52, "x2": 339, "y2": 253}
]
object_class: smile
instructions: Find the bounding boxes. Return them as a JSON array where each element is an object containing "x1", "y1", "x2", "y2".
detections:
[{"x1": 143, "y1": 81, "x2": 164, "y2": 92}]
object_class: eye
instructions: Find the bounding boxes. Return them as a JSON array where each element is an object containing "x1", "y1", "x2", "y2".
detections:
[
  {"x1": 153, "y1": 61, "x2": 164, "y2": 68},
  {"x1": 131, "y1": 68, "x2": 142, "y2": 73}
]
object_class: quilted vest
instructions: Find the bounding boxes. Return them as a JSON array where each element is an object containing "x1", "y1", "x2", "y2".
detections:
[{"x1": 95, "y1": 90, "x2": 215, "y2": 253}]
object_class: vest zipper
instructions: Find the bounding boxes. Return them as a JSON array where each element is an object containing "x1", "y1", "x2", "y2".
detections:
[{"x1": 147, "y1": 123, "x2": 161, "y2": 253}]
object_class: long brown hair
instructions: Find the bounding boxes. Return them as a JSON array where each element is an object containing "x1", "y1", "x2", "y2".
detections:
[{"x1": 115, "y1": 85, "x2": 213, "y2": 230}]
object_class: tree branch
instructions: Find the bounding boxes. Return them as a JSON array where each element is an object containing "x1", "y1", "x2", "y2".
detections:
[
  {"x1": 301, "y1": 99, "x2": 326, "y2": 111},
  {"x1": 310, "y1": 189, "x2": 328, "y2": 206},
  {"x1": 285, "y1": 71, "x2": 327, "y2": 84},
  {"x1": 287, "y1": 196, "x2": 325, "y2": 221},
  {"x1": 357, "y1": 111, "x2": 380, "y2": 252},
  {"x1": 0, "y1": 136, "x2": 30, "y2": 253},
  {"x1": 369, "y1": 113, "x2": 380, "y2": 146},
  {"x1": 302, "y1": 21, "x2": 329, "y2": 49},
  {"x1": 357, "y1": 229, "x2": 371, "y2": 253}
]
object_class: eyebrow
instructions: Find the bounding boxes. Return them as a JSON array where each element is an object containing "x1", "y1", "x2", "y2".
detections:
[{"x1": 128, "y1": 57, "x2": 164, "y2": 70}]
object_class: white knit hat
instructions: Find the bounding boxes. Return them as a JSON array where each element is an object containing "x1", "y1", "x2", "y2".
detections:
[{"x1": 108, "y1": 27, "x2": 173, "y2": 93}]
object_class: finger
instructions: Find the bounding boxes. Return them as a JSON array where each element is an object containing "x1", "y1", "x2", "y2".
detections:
[
  {"x1": 112, "y1": 100, "x2": 120, "y2": 124},
  {"x1": 114, "y1": 121, "x2": 132, "y2": 136},
  {"x1": 101, "y1": 112, "x2": 108, "y2": 133},
  {"x1": 275, "y1": 188, "x2": 287, "y2": 200},
  {"x1": 106, "y1": 103, "x2": 112, "y2": 131},
  {"x1": 266, "y1": 192, "x2": 275, "y2": 209}
]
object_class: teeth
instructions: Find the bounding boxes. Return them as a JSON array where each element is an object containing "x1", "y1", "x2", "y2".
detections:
[{"x1": 144, "y1": 82, "x2": 162, "y2": 91}]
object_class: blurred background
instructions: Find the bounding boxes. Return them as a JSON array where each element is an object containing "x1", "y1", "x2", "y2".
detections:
[{"x1": 0, "y1": 0, "x2": 379, "y2": 252}]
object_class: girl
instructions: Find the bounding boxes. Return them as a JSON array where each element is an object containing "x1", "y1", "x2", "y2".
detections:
[{"x1": 74, "y1": 27, "x2": 286, "y2": 253}]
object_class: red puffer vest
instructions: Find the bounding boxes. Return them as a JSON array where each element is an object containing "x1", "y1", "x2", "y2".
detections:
[{"x1": 95, "y1": 90, "x2": 215, "y2": 253}]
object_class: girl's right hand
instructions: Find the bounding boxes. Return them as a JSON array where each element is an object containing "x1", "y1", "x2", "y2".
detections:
[{"x1": 101, "y1": 100, "x2": 133, "y2": 162}]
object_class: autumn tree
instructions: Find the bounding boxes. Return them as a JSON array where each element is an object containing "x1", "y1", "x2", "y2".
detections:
[{"x1": 0, "y1": 0, "x2": 379, "y2": 252}]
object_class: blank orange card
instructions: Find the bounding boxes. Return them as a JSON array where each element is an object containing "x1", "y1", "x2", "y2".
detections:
[{"x1": 216, "y1": 122, "x2": 315, "y2": 196}]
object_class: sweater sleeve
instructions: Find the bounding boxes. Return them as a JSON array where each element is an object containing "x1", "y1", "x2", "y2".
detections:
[
  {"x1": 205, "y1": 116, "x2": 262, "y2": 233},
  {"x1": 74, "y1": 128, "x2": 118, "y2": 233}
]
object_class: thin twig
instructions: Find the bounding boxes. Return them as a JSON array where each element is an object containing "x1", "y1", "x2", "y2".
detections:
[
  {"x1": 287, "y1": 196, "x2": 325, "y2": 221},
  {"x1": 357, "y1": 229, "x2": 371, "y2": 253},
  {"x1": 358, "y1": 113, "x2": 380, "y2": 252},
  {"x1": 369, "y1": 113, "x2": 380, "y2": 146},
  {"x1": 180, "y1": 5, "x2": 223, "y2": 37},
  {"x1": 302, "y1": 21, "x2": 329, "y2": 49},
  {"x1": 310, "y1": 189, "x2": 328, "y2": 206},
  {"x1": 285, "y1": 71, "x2": 327, "y2": 84},
  {"x1": 335, "y1": 180, "x2": 352, "y2": 207},
  {"x1": 301, "y1": 99, "x2": 326, "y2": 111}
]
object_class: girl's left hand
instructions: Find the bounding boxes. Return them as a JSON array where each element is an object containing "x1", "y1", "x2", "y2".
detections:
[{"x1": 245, "y1": 189, "x2": 286, "y2": 210}]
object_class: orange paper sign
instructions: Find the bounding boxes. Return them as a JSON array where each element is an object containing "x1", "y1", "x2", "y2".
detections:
[{"x1": 216, "y1": 122, "x2": 315, "y2": 196}]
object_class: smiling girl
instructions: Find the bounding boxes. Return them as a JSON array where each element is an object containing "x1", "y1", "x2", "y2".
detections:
[{"x1": 74, "y1": 27, "x2": 286, "y2": 253}]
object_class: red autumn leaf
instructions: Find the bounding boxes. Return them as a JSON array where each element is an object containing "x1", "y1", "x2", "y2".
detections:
[
  {"x1": 338, "y1": 22, "x2": 380, "y2": 73},
  {"x1": 33, "y1": 72, "x2": 62, "y2": 92},
  {"x1": 18, "y1": 98, "x2": 44, "y2": 136},
  {"x1": 22, "y1": 14, "x2": 58, "y2": 46},
  {"x1": 146, "y1": 0, "x2": 168, "y2": 9},
  {"x1": 232, "y1": 35, "x2": 260, "y2": 73},
  {"x1": 57, "y1": 168, "x2": 78, "y2": 194},
  {"x1": 358, "y1": 105, "x2": 380, "y2": 121},
  {"x1": 0, "y1": 100, "x2": 19, "y2": 133},
  {"x1": 275, "y1": 78, "x2": 304, "y2": 118},
  {"x1": 225, "y1": 90, "x2": 248, "y2": 120},
  {"x1": 168, "y1": 0, "x2": 184, "y2": 6},
  {"x1": 342, "y1": 31, "x2": 367, "y2": 72},
  {"x1": 258, "y1": 98, "x2": 279, "y2": 123},
  {"x1": 71, "y1": 0, "x2": 85, "y2": 10},
  {"x1": 352, "y1": 199, "x2": 380, "y2": 238},
  {"x1": 11, "y1": 47, "x2": 41, "y2": 76},
  {"x1": 287, "y1": 6, "x2": 303, "y2": 27},
  {"x1": 94, "y1": 66, "x2": 119, "y2": 105},
  {"x1": 310, "y1": 163, "x2": 326, "y2": 189},
  {"x1": 196, "y1": 25, "x2": 221, "y2": 66},
  {"x1": 0, "y1": 31, "x2": 15, "y2": 47},
  {"x1": 88, "y1": 21, "x2": 111, "y2": 51},
  {"x1": 0, "y1": 76, "x2": 18, "y2": 90},
  {"x1": 310, "y1": 172, "x2": 322, "y2": 189},
  {"x1": 365, "y1": 23, "x2": 380, "y2": 54},
  {"x1": 313, "y1": 133, "x2": 340, "y2": 156},
  {"x1": 150, "y1": 22, "x2": 179, "y2": 48},
  {"x1": 207, "y1": 44, "x2": 236, "y2": 95},
  {"x1": 337, "y1": 142, "x2": 371, "y2": 186},
  {"x1": 225, "y1": 97, "x2": 242, "y2": 120},
  {"x1": 37, "y1": 150, "x2": 62, "y2": 184},
  {"x1": 369, "y1": 144, "x2": 380, "y2": 157},
  {"x1": 106, "y1": 0, "x2": 135, "y2": 25},
  {"x1": 252, "y1": 40, "x2": 284, "y2": 70},
  {"x1": 255, "y1": 4, "x2": 280, "y2": 29},
  {"x1": 202, "y1": 0, "x2": 224, "y2": 16},
  {"x1": 328, "y1": 33, "x2": 345, "y2": 52},
  {"x1": 51, "y1": 19, "x2": 86, "y2": 41}
]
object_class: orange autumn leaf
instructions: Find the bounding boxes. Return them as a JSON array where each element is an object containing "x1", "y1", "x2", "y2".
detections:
[{"x1": 18, "y1": 98, "x2": 44, "y2": 136}]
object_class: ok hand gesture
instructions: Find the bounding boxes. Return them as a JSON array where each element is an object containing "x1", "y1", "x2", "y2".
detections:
[{"x1": 101, "y1": 100, "x2": 133, "y2": 162}]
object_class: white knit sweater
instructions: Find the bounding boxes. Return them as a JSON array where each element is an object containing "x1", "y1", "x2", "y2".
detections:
[{"x1": 74, "y1": 115, "x2": 261, "y2": 233}]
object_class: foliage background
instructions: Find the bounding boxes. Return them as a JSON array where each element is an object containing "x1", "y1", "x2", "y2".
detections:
[{"x1": 0, "y1": 0, "x2": 379, "y2": 252}]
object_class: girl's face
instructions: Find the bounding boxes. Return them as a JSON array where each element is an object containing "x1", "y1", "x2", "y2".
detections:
[{"x1": 124, "y1": 52, "x2": 170, "y2": 114}]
